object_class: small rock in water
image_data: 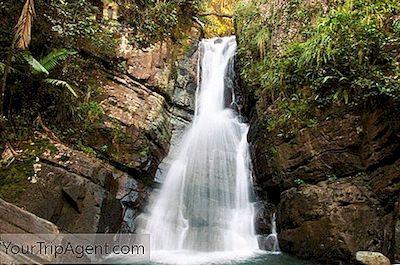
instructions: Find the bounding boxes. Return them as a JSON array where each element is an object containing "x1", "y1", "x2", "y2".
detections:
[
  {"x1": 356, "y1": 251, "x2": 390, "y2": 265},
  {"x1": 214, "y1": 38, "x2": 223, "y2": 44}
]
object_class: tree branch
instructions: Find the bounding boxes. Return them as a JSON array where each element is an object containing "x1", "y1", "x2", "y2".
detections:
[{"x1": 198, "y1": 12, "x2": 233, "y2": 19}]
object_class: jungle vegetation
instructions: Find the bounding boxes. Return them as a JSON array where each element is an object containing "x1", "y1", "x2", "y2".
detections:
[{"x1": 236, "y1": 0, "x2": 400, "y2": 138}]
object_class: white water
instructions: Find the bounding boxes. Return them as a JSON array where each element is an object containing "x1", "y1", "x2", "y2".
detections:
[
  {"x1": 138, "y1": 36, "x2": 260, "y2": 264},
  {"x1": 265, "y1": 213, "x2": 281, "y2": 253}
]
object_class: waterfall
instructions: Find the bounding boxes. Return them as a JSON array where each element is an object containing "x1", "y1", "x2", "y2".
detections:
[
  {"x1": 264, "y1": 213, "x2": 281, "y2": 253},
  {"x1": 138, "y1": 36, "x2": 260, "y2": 264}
]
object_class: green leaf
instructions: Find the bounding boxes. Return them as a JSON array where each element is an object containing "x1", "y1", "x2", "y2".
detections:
[
  {"x1": 0, "y1": 62, "x2": 16, "y2": 75},
  {"x1": 333, "y1": 89, "x2": 340, "y2": 101},
  {"x1": 22, "y1": 52, "x2": 49, "y2": 75},
  {"x1": 322, "y1": 75, "x2": 335, "y2": 84},
  {"x1": 343, "y1": 89, "x2": 349, "y2": 104},
  {"x1": 43, "y1": 78, "x2": 78, "y2": 98},
  {"x1": 40, "y1": 49, "x2": 77, "y2": 72}
]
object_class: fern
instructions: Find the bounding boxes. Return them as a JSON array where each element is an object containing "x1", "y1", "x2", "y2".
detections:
[
  {"x1": 40, "y1": 49, "x2": 77, "y2": 72},
  {"x1": 21, "y1": 52, "x2": 49, "y2": 75},
  {"x1": 43, "y1": 78, "x2": 78, "y2": 98},
  {"x1": 0, "y1": 62, "x2": 16, "y2": 74}
]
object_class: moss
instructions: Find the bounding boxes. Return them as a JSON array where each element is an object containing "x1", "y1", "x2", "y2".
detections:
[
  {"x1": 77, "y1": 141, "x2": 97, "y2": 156},
  {"x1": 0, "y1": 159, "x2": 33, "y2": 202},
  {"x1": 137, "y1": 134, "x2": 151, "y2": 159}
]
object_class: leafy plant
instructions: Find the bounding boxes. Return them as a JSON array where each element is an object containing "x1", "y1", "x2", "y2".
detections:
[
  {"x1": 236, "y1": 0, "x2": 400, "y2": 137},
  {"x1": 294, "y1": 178, "x2": 305, "y2": 185},
  {"x1": 22, "y1": 49, "x2": 78, "y2": 97},
  {"x1": 78, "y1": 102, "x2": 104, "y2": 124}
]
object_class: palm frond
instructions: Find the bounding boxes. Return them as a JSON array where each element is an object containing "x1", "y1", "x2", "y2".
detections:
[
  {"x1": 0, "y1": 62, "x2": 16, "y2": 75},
  {"x1": 43, "y1": 78, "x2": 78, "y2": 98},
  {"x1": 15, "y1": 0, "x2": 35, "y2": 49},
  {"x1": 40, "y1": 49, "x2": 77, "y2": 72},
  {"x1": 21, "y1": 52, "x2": 49, "y2": 75}
]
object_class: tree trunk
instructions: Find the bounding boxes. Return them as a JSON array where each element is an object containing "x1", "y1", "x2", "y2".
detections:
[{"x1": 0, "y1": 37, "x2": 16, "y2": 116}]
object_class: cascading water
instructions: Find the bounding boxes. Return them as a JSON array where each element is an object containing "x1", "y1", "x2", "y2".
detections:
[
  {"x1": 264, "y1": 213, "x2": 281, "y2": 253},
  {"x1": 138, "y1": 36, "x2": 260, "y2": 264}
]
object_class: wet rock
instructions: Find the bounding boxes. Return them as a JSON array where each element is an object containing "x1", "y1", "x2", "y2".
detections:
[
  {"x1": 116, "y1": 174, "x2": 150, "y2": 233},
  {"x1": 84, "y1": 49, "x2": 198, "y2": 178},
  {"x1": 368, "y1": 158, "x2": 400, "y2": 211},
  {"x1": 254, "y1": 201, "x2": 276, "y2": 235},
  {"x1": 125, "y1": 42, "x2": 172, "y2": 88},
  {"x1": 356, "y1": 251, "x2": 391, "y2": 265},
  {"x1": 277, "y1": 178, "x2": 394, "y2": 264}
]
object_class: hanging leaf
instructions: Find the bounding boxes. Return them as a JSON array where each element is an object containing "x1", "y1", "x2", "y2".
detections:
[
  {"x1": 343, "y1": 89, "x2": 349, "y2": 104},
  {"x1": 333, "y1": 89, "x2": 341, "y2": 101},
  {"x1": 40, "y1": 49, "x2": 77, "y2": 72},
  {"x1": 322, "y1": 75, "x2": 335, "y2": 84},
  {"x1": 43, "y1": 78, "x2": 78, "y2": 98},
  {"x1": 22, "y1": 52, "x2": 49, "y2": 75},
  {"x1": 15, "y1": 0, "x2": 35, "y2": 49}
]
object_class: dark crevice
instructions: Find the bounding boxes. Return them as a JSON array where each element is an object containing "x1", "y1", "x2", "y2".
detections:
[{"x1": 61, "y1": 190, "x2": 81, "y2": 214}]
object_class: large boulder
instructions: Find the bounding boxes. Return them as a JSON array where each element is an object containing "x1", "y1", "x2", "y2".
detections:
[
  {"x1": 277, "y1": 178, "x2": 394, "y2": 264},
  {"x1": 0, "y1": 198, "x2": 61, "y2": 264},
  {"x1": 5, "y1": 139, "x2": 149, "y2": 234},
  {"x1": 356, "y1": 251, "x2": 391, "y2": 265}
]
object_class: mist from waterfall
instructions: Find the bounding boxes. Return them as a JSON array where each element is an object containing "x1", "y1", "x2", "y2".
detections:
[{"x1": 138, "y1": 36, "x2": 260, "y2": 264}]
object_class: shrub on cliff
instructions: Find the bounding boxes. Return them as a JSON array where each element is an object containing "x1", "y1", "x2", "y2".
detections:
[{"x1": 236, "y1": 0, "x2": 400, "y2": 135}]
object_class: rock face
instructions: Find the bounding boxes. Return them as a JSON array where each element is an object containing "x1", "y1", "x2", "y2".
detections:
[
  {"x1": 81, "y1": 35, "x2": 199, "y2": 180},
  {"x1": 278, "y1": 178, "x2": 394, "y2": 264},
  {"x1": 236, "y1": 0, "x2": 400, "y2": 262},
  {"x1": 249, "y1": 114, "x2": 365, "y2": 204},
  {"x1": 247, "y1": 111, "x2": 400, "y2": 263},
  {"x1": 0, "y1": 29, "x2": 199, "y2": 236},
  {"x1": 88, "y1": 74, "x2": 173, "y2": 178},
  {"x1": 9, "y1": 139, "x2": 148, "y2": 234},
  {"x1": 244, "y1": 103, "x2": 400, "y2": 262}
]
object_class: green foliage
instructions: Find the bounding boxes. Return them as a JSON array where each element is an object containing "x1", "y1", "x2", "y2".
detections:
[
  {"x1": 294, "y1": 178, "x2": 305, "y2": 185},
  {"x1": 77, "y1": 140, "x2": 97, "y2": 156},
  {"x1": 22, "y1": 52, "x2": 49, "y2": 75},
  {"x1": 236, "y1": 0, "x2": 400, "y2": 135},
  {"x1": 78, "y1": 102, "x2": 104, "y2": 124},
  {"x1": 39, "y1": 49, "x2": 77, "y2": 72},
  {"x1": 47, "y1": 0, "x2": 119, "y2": 57},
  {"x1": 260, "y1": 91, "x2": 316, "y2": 137},
  {"x1": 119, "y1": 0, "x2": 202, "y2": 47},
  {"x1": 327, "y1": 173, "x2": 337, "y2": 181},
  {"x1": 0, "y1": 62, "x2": 16, "y2": 75},
  {"x1": 20, "y1": 50, "x2": 78, "y2": 97},
  {"x1": 0, "y1": 161, "x2": 31, "y2": 202},
  {"x1": 0, "y1": 138, "x2": 56, "y2": 202},
  {"x1": 43, "y1": 79, "x2": 77, "y2": 98}
]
